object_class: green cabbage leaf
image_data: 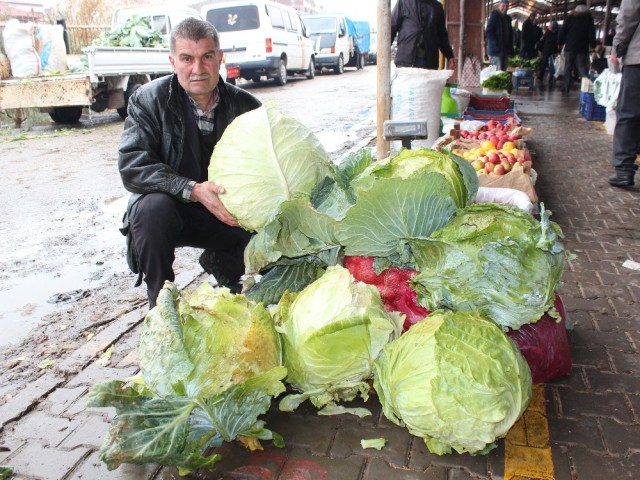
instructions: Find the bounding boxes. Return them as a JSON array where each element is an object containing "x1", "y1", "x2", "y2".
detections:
[{"x1": 373, "y1": 310, "x2": 531, "y2": 455}]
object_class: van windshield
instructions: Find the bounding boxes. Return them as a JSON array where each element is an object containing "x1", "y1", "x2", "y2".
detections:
[
  {"x1": 207, "y1": 6, "x2": 260, "y2": 32},
  {"x1": 302, "y1": 17, "x2": 336, "y2": 34}
]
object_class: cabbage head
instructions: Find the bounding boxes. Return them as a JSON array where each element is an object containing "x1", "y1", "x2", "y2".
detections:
[
  {"x1": 373, "y1": 310, "x2": 532, "y2": 455},
  {"x1": 87, "y1": 282, "x2": 286, "y2": 474},
  {"x1": 208, "y1": 105, "x2": 333, "y2": 231},
  {"x1": 273, "y1": 265, "x2": 404, "y2": 414},
  {"x1": 410, "y1": 203, "x2": 569, "y2": 330}
]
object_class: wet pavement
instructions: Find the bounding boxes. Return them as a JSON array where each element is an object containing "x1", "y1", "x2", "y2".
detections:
[{"x1": 0, "y1": 86, "x2": 638, "y2": 479}]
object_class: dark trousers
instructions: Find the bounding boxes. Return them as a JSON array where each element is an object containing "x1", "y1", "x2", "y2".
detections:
[
  {"x1": 612, "y1": 64, "x2": 640, "y2": 177},
  {"x1": 562, "y1": 51, "x2": 588, "y2": 91},
  {"x1": 129, "y1": 193, "x2": 251, "y2": 306}
]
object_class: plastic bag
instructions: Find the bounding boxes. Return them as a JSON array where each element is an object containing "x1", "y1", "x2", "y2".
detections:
[
  {"x1": 475, "y1": 186, "x2": 535, "y2": 214},
  {"x1": 554, "y1": 53, "x2": 565, "y2": 79},
  {"x1": 506, "y1": 294, "x2": 572, "y2": 384},
  {"x1": 593, "y1": 69, "x2": 622, "y2": 109},
  {"x1": 2, "y1": 19, "x2": 41, "y2": 77},
  {"x1": 480, "y1": 65, "x2": 497, "y2": 84},
  {"x1": 36, "y1": 24, "x2": 68, "y2": 73}
]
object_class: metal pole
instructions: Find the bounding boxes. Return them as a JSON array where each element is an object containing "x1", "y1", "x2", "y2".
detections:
[{"x1": 377, "y1": 0, "x2": 391, "y2": 160}]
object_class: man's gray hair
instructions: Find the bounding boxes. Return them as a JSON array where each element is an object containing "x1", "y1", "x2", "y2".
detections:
[{"x1": 170, "y1": 17, "x2": 220, "y2": 54}]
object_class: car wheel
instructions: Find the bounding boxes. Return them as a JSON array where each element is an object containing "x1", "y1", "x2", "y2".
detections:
[
  {"x1": 306, "y1": 58, "x2": 315, "y2": 79},
  {"x1": 252, "y1": 76, "x2": 261, "y2": 83},
  {"x1": 49, "y1": 106, "x2": 83, "y2": 124},
  {"x1": 274, "y1": 59, "x2": 287, "y2": 86},
  {"x1": 333, "y1": 55, "x2": 344, "y2": 74}
]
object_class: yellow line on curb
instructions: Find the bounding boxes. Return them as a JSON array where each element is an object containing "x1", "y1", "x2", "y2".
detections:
[{"x1": 505, "y1": 384, "x2": 555, "y2": 480}]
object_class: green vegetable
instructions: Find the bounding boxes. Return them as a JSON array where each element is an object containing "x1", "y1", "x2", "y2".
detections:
[
  {"x1": 373, "y1": 310, "x2": 532, "y2": 455},
  {"x1": 92, "y1": 16, "x2": 166, "y2": 48},
  {"x1": 509, "y1": 55, "x2": 541, "y2": 70},
  {"x1": 481, "y1": 71, "x2": 513, "y2": 93},
  {"x1": 87, "y1": 282, "x2": 286, "y2": 474},
  {"x1": 208, "y1": 105, "x2": 334, "y2": 231},
  {"x1": 361, "y1": 438, "x2": 387, "y2": 450},
  {"x1": 0, "y1": 465, "x2": 13, "y2": 480},
  {"x1": 410, "y1": 203, "x2": 568, "y2": 330},
  {"x1": 273, "y1": 265, "x2": 403, "y2": 414}
]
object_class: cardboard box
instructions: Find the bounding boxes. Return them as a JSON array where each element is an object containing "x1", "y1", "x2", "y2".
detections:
[{"x1": 478, "y1": 161, "x2": 538, "y2": 202}]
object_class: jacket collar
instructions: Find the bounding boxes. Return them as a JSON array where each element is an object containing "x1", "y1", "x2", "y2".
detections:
[{"x1": 167, "y1": 73, "x2": 228, "y2": 117}]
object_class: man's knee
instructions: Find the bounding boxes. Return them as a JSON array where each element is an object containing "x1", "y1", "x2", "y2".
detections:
[{"x1": 131, "y1": 193, "x2": 181, "y2": 231}]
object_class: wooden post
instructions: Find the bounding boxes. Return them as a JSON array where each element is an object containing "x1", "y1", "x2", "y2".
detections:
[{"x1": 377, "y1": 0, "x2": 391, "y2": 160}]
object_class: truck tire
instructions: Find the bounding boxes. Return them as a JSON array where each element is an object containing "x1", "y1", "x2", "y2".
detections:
[
  {"x1": 274, "y1": 59, "x2": 287, "y2": 86},
  {"x1": 49, "y1": 106, "x2": 83, "y2": 124},
  {"x1": 306, "y1": 57, "x2": 315, "y2": 79},
  {"x1": 333, "y1": 55, "x2": 344, "y2": 74},
  {"x1": 117, "y1": 83, "x2": 142, "y2": 120}
]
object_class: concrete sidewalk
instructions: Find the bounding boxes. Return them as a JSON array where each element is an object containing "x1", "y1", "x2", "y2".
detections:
[{"x1": 0, "y1": 89, "x2": 638, "y2": 480}]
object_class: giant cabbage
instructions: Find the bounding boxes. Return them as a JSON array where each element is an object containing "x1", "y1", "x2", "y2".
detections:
[
  {"x1": 208, "y1": 105, "x2": 333, "y2": 231},
  {"x1": 273, "y1": 265, "x2": 404, "y2": 414},
  {"x1": 410, "y1": 203, "x2": 569, "y2": 330},
  {"x1": 373, "y1": 310, "x2": 532, "y2": 455},
  {"x1": 87, "y1": 282, "x2": 286, "y2": 474}
]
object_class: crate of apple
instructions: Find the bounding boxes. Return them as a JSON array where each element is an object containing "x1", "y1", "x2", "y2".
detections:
[
  {"x1": 470, "y1": 139, "x2": 529, "y2": 176},
  {"x1": 460, "y1": 119, "x2": 522, "y2": 147}
]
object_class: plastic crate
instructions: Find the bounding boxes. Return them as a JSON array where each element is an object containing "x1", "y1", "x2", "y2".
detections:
[
  {"x1": 469, "y1": 94, "x2": 512, "y2": 111},
  {"x1": 463, "y1": 108, "x2": 521, "y2": 124},
  {"x1": 579, "y1": 92, "x2": 606, "y2": 121}
]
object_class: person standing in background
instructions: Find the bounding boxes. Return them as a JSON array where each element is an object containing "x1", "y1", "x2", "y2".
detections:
[
  {"x1": 558, "y1": 0, "x2": 596, "y2": 93},
  {"x1": 537, "y1": 21, "x2": 560, "y2": 88},
  {"x1": 391, "y1": 0, "x2": 457, "y2": 70},
  {"x1": 485, "y1": 0, "x2": 514, "y2": 71},
  {"x1": 513, "y1": 20, "x2": 521, "y2": 53},
  {"x1": 520, "y1": 12, "x2": 542, "y2": 59},
  {"x1": 607, "y1": 0, "x2": 640, "y2": 188}
]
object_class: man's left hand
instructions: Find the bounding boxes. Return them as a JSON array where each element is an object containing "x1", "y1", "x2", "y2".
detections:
[
  {"x1": 448, "y1": 58, "x2": 457, "y2": 71},
  {"x1": 191, "y1": 181, "x2": 239, "y2": 227}
]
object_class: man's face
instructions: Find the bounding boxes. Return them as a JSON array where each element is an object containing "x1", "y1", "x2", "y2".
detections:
[
  {"x1": 499, "y1": 3, "x2": 508, "y2": 13},
  {"x1": 169, "y1": 36, "x2": 221, "y2": 100}
]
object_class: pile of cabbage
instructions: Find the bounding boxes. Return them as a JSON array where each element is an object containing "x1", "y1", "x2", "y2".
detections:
[{"x1": 90, "y1": 105, "x2": 569, "y2": 473}]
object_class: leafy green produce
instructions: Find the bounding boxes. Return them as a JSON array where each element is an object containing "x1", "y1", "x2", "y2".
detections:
[
  {"x1": 92, "y1": 16, "x2": 166, "y2": 48},
  {"x1": 273, "y1": 265, "x2": 403, "y2": 414},
  {"x1": 481, "y1": 71, "x2": 513, "y2": 93},
  {"x1": 410, "y1": 203, "x2": 569, "y2": 330},
  {"x1": 208, "y1": 105, "x2": 334, "y2": 231},
  {"x1": 87, "y1": 282, "x2": 285, "y2": 474},
  {"x1": 373, "y1": 310, "x2": 532, "y2": 455}
]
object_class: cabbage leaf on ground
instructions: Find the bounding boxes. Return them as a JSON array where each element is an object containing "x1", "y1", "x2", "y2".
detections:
[
  {"x1": 373, "y1": 310, "x2": 531, "y2": 455},
  {"x1": 410, "y1": 203, "x2": 568, "y2": 330},
  {"x1": 87, "y1": 282, "x2": 286, "y2": 474}
]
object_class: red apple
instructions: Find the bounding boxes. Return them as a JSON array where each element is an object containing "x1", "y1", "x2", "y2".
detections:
[
  {"x1": 493, "y1": 164, "x2": 505, "y2": 175},
  {"x1": 484, "y1": 162, "x2": 493, "y2": 173}
]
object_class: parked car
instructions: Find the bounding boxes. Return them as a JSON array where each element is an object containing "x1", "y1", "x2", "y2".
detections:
[{"x1": 201, "y1": 0, "x2": 315, "y2": 85}]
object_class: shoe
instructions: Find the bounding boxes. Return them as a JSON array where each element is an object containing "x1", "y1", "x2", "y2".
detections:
[
  {"x1": 199, "y1": 249, "x2": 243, "y2": 292},
  {"x1": 608, "y1": 174, "x2": 634, "y2": 188}
]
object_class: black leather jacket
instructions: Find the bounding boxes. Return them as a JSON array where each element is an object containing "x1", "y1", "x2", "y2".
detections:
[{"x1": 118, "y1": 74, "x2": 261, "y2": 207}]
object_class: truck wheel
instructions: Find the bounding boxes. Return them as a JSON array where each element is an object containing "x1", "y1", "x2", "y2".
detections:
[
  {"x1": 333, "y1": 55, "x2": 344, "y2": 74},
  {"x1": 274, "y1": 59, "x2": 287, "y2": 86},
  {"x1": 49, "y1": 107, "x2": 83, "y2": 124},
  {"x1": 306, "y1": 58, "x2": 315, "y2": 79},
  {"x1": 117, "y1": 83, "x2": 142, "y2": 120}
]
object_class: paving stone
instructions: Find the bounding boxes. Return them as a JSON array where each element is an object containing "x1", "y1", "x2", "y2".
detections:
[
  {"x1": 608, "y1": 296, "x2": 639, "y2": 318},
  {"x1": 45, "y1": 386, "x2": 88, "y2": 415},
  {"x1": 365, "y1": 457, "x2": 447, "y2": 479},
  {"x1": 547, "y1": 415, "x2": 605, "y2": 452},
  {"x1": 67, "y1": 450, "x2": 159, "y2": 480},
  {"x1": 331, "y1": 421, "x2": 413, "y2": 467},
  {"x1": 566, "y1": 446, "x2": 636, "y2": 479},
  {"x1": 549, "y1": 444, "x2": 573, "y2": 480},
  {"x1": 0, "y1": 373, "x2": 64, "y2": 427},
  {"x1": 408, "y1": 437, "x2": 489, "y2": 478},
  {"x1": 569, "y1": 328, "x2": 634, "y2": 352},
  {"x1": 555, "y1": 387, "x2": 634, "y2": 423},
  {"x1": 261, "y1": 407, "x2": 337, "y2": 456},
  {"x1": 607, "y1": 348, "x2": 640, "y2": 374},
  {"x1": 598, "y1": 417, "x2": 640, "y2": 455},
  {"x1": 584, "y1": 369, "x2": 640, "y2": 394},
  {"x1": 60, "y1": 415, "x2": 110, "y2": 449},
  {"x1": 9, "y1": 411, "x2": 80, "y2": 447},
  {"x1": 64, "y1": 362, "x2": 138, "y2": 389},
  {"x1": 569, "y1": 344, "x2": 610, "y2": 370},
  {"x1": 0, "y1": 438, "x2": 25, "y2": 463},
  {"x1": 4, "y1": 441, "x2": 89, "y2": 480}
]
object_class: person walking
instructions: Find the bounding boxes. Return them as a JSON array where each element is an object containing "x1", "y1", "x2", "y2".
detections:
[
  {"x1": 607, "y1": 0, "x2": 640, "y2": 188},
  {"x1": 558, "y1": 0, "x2": 596, "y2": 93},
  {"x1": 485, "y1": 0, "x2": 514, "y2": 71},
  {"x1": 391, "y1": 0, "x2": 456, "y2": 70},
  {"x1": 118, "y1": 18, "x2": 262, "y2": 307},
  {"x1": 537, "y1": 21, "x2": 560, "y2": 88},
  {"x1": 520, "y1": 12, "x2": 542, "y2": 60}
]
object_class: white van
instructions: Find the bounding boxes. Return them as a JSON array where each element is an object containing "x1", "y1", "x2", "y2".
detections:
[{"x1": 201, "y1": 1, "x2": 315, "y2": 85}]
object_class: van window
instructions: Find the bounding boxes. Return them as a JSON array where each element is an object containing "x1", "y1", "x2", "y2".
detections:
[
  {"x1": 207, "y1": 6, "x2": 260, "y2": 32},
  {"x1": 151, "y1": 15, "x2": 168, "y2": 35},
  {"x1": 267, "y1": 5, "x2": 285, "y2": 29},
  {"x1": 283, "y1": 11, "x2": 296, "y2": 33},
  {"x1": 303, "y1": 16, "x2": 337, "y2": 35}
]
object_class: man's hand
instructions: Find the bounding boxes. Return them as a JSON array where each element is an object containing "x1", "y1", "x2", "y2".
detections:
[
  {"x1": 609, "y1": 53, "x2": 619, "y2": 67},
  {"x1": 190, "y1": 181, "x2": 239, "y2": 227},
  {"x1": 448, "y1": 57, "x2": 457, "y2": 71}
]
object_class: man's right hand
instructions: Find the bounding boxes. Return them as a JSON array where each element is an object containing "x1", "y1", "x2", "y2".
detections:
[{"x1": 191, "y1": 181, "x2": 240, "y2": 227}]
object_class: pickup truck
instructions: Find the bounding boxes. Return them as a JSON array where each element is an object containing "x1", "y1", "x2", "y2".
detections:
[{"x1": 0, "y1": 7, "x2": 206, "y2": 124}]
